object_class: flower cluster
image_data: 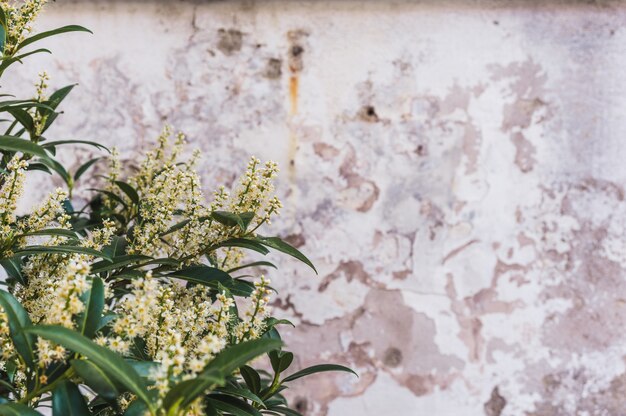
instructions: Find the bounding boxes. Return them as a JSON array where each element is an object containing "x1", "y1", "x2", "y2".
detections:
[{"x1": 1, "y1": 0, "x2": 47, "y2": 56}]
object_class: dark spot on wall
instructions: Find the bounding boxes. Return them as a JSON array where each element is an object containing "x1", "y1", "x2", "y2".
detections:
[
  {"x1": 358, "y1": 105, "x2": 379, "y2": 122},
  {"x1": 287, "y1": 30, "x2": 308, "y2": 73},
  {"x1": 493, "y1": 20, "x2": 499, "y2": 25},
  {"x1": 284, "y1": 233, "x2": 305, "y2": 248},
  {"x1": 484, "y1": 387, "x2": 506, "y2": 416},
  {"x1": 291, "y1": 45, "x2": 304, "y2": 57},
  {"x1": 415, "y1": 144, "x2": 427, "y2": 156},
  {"x1": 217, "y1": 28, "x2": 243, "y2": 55},
  {"x1": 383, "y1": 347, "x2": 403, "y2": 367},
  {"x1": 294, "y1": 397, "x2": 308, "y2": 413},
  {"x1": 265, "y1": 58, "x2": 282, "y2": 79}
]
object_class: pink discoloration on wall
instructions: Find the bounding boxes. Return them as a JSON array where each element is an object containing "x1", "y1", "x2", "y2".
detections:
[{"x1": 11, "y1": 1, "x2": 626, "y2": 414}]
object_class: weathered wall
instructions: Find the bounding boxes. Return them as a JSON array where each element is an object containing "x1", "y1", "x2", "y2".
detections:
[{"x1": 9, "y1": 0, "x2": 626, "y2": 414}]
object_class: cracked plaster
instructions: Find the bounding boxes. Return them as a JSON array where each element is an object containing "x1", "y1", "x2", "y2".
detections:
[{"x1": 7, "y1": 1, "x2": 626, "y2": 415}]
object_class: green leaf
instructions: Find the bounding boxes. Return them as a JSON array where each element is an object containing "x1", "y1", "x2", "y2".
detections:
[
  {"x1": 91, "y1": 255, "x2": 151, "y2": 273},
  {"x1": 74, "y1": 157, "x2": 102, "y2": 182},
  {"x1": 0, "y1": 257, "x2": 24, "y2": 286},
  {"x1": 123, "y1": 400, "x2": 150, "y2": 416},
  {"x1": 0, "y1": 291, "x2": 35, "y2": 367},
  {"x1": 114, "y1": 181, "x2": 139, "y2": 205},
  {"x1": 281, "y1": 364, "x2": 357, "y2": 383},
  {"x1": 88, "y1": 189, "x2": 128, "y2": 210},
  {"x1": 36, "y1": 156, "x2": 72, "y2": 186},
  {"x1": 162, "y1": 372, "x2": 224, "y2": 412},
  {"x1": 278, "y1": 352, "x2": 294, "y2": 373},
  {"x1": 206, "y1": 338, "x2": 282, "y2": 377},
  {"x1": 216, "y1": 385, "x2": 265, "y2": 407},
  {"x1": 265, "y1": 318, "x2": 295, "y2": 330},
  {"x1": 4, "y1": 107, "x2": 33, "y2": 132},
  {"x1": 211, "y1": 211, "x2": 255, "y2": 231},
  {"x1": 227, "y1": 261, "x2": 277, "y2": 274},
  {"x1": 267, "y1": 406, "x2": 303, "y2": 416},
  {"x1": 0, "y1": 49, "x2": 51, "y2": 73},
  {"x1": 125, "y1": 360, "x2": 159, "y2": 378},
  {"x1": 15, "y1": 245, "x2": 110, "y2": 260},
  {"x1": 255, "y1": 236, "x2": 317, "y2": 273},
  {"x1": 214, "y1": 238, "x2": 269, "y2": 255},
  {"x1": 167, "y1": 265, "x2": 232, "y2": 287},
  {"x1": 45, "y1": 84, "x2": 76, "y2": 112},
  {"x1": 42, "y1": 139, "x2": 110, "y2": 153},
  {"x1": 0, "y1": 403, "x2": 41, "y2": 415},
  {"x1": 25, "y1": 326, "x2": 154, "y2": 412},
  {"x1": 78, "y1": 277, "x2": 104, "y2": 338},
  {"x1": 0, "y1": 136, "x2": 49, "y2": 158},
  {"x1": 239, "y1": 365, "x2": 261, "y2": 394},
  {"x1": 207, "y1": 394, "x2": 262, "y2": 416},
  {"x1": 16, "y1": 25, "x2": 92, "y2": 51},
  {"x1": 71, "y1": 359, "x2": 120, "y2": 402},
  {"x1": 52, "y1": 380, "x2": 91, "y2": 416},
  {"x1": 16, "y1": 228, "x2": 79, "y2": 240},
  {"x1": 102, "y1": 236, "x2": 127, "y2": 258}
]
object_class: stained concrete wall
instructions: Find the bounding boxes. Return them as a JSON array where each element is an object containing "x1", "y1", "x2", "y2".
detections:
[{"x1": 8, "y1": 0, "x2": 626, "y2": 414}]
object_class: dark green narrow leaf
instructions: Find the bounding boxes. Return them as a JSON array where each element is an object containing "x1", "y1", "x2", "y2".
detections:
[
  {"x1": 281, "y1": 364, "x2": 357, "y2": 383},
  {"x1": 255, "y1": 236, "x2": 317, "y2": 273},
  {"x1": 0, "y1": 136, "x2": 49, "y2": 158},
  {"x1": 42, "y1": 139, "x2": 110, "y2": 153},
  {"x1": 15, "y1": 245, "x2": 110, "y2": 260},
  {"x1": 206, "y1": 338, "x2": 282, "y2": 377},
  {"x1": 16, "y1": 25, "x2": 92, "y2": 51},
  {"x1": 239, "y1": 365, "x2": 261, "y2": 394},
  {"x1": 4, "y1": 108, "x2": 34, "y2": 131},
  {"x1": 216, "y1": 385, "x2": 265, "y2": 407},
  {"x1": 52, "y1": 380, "x2": 90, "y2": 416},
  {"x1": 26, "y1": 326, "x2": 154, "y2": 412},
  {"x1": 45, "y1": 84, "x2": 76, "y2": 112},
  {"x1": 74, "y1": 157, "x2": 102, "y2": 181},
  {"x1": 0, "y1": 258, "x2": 24, "y2": 286},
  {"x1": 78, "y1": 277, "x2": 104, "y2": 338},
  {"x1": 215, "y1": 238, "x2": 269, "y2": 255},
  {"x1": 91, "y1": 255, "x2": 150, "y2": 273},
  {"x1": 207, "y1": 394, "x2": 262, "y2": 416},
  {"x1": 162, "y1": 373, "x2": 224, "y2": 412},
  {"x1": 36, "y1": 156, "x2": 72, "y2": 186},
  {"x1": 227, "y1": 261, "x2": 277, "y2": 274},
  {"x1": 0, "y1": 291, "x2": 35, "y2": 367},
  {"x1": 16, "y1": 229, "x2": 79, "y2": 239},
  {"x1": 114, "y1": 181, "x2": 139, "y2": 205}
]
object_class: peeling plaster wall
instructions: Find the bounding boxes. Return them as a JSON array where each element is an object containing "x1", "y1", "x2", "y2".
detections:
[{"x1": 8, "y1": 0, "x2": 626, "y2": 414}]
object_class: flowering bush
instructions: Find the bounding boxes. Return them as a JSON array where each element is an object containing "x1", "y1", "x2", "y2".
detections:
[{"x1": 0, "y1": 1, "x2": 355, "y2": 415}]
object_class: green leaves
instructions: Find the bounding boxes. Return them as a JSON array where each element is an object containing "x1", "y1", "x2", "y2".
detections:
[
  {"x1": 114, "y1": 181, "x2": 139, "y2": 205},
  {"x1": 0, "y1": 136, "x2": 49, "y2": 158},
  {"x1": 14, "y1": 245, "x2": 110, "y2": 260},
  {"x1": 282, "y1": 364, "x2": 357, "y2": 383},
  {"x1": 71, "y1": 359, "x2": 120, "y2": 402},
  {"x1": 163, "y1": 338, "x2": 281, "y2": 415},
  {"x1": 167, "y1": 265, "x2": 254, "y2": 296},
  {"x1": 255, "y1": 236, "x2": 317, "y2": 274},
  {"x1": 207, "y1": 338, "x2": 282, "y2": 378},
  {"x1": 78, "y1": 277, "x2": 104, "y2": 338},
  {"x1": 211, "y1": 211, "x2": 255, "y2": 232},
  {"x1": 16, "y1": 25, "x2": 92, "y2": 52},
  {"x1": 0, "y1": 403, "x2": 41, "y2": 415},
  {"x1": 0, "y1": 291, "x2": 35, "y2": 367},
  {"x1": 52, "y1": 381, "x2": 90, "y2": 416},
  {"x1": 25, "y1": 326, "x2": 155, "y2": 413}
]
